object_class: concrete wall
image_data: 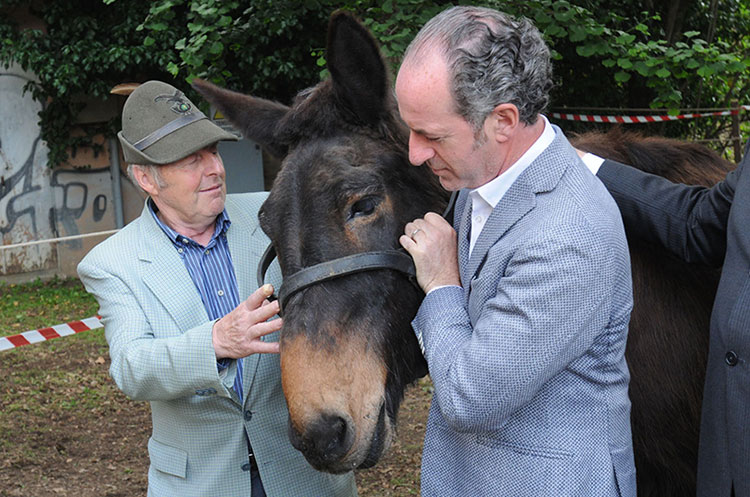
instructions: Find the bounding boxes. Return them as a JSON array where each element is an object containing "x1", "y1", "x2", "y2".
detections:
[
  {"x1": 1, "y1": 63, "x2": 63, "y2": 281},
  {"x1": 0, "y1": 63, "x2": 265, "y2": 283}
]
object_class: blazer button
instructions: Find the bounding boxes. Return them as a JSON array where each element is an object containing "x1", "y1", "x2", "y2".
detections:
[
  {"x1": 244, "y1": 410, "x2": 253, "y2": 421},
  {"x1": 241, "y1": 462, "x2": 251, "y2": 471},
  {"x1": 725, "y1": 351, "x2": 738, "y2": 366}
]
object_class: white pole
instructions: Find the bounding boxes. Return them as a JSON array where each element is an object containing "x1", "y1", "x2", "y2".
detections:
[{"x1": 0, "y1": 229, "x2": 120, "y2": 251}]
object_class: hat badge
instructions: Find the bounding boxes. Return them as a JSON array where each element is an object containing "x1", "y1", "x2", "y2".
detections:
[{"x1": 154, "y1": 90, "x2": 193, "y2": 115}]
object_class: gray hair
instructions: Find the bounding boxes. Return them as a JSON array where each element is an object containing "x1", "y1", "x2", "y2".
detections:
[
  {"x1": 127, "y1": 163, "x2": 166, "y2": 194},
  {"x1": 403, "y1": 6, "x2": 553, "y2": 131}
]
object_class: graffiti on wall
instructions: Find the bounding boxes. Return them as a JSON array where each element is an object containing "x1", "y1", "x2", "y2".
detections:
[
  {"x1": 51, "y1": 167, "x2": 112, "y2": 251},
  {"x1": 0, "y1": 68, "x2": 113, "y2": 275},
  {"x1": 0, "y1": 134, "x2": 43, "y2": 236}
]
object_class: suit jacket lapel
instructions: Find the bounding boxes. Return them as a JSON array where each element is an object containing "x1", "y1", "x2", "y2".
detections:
[
  {"x1": 227, "y1": 218, "x2": 258, "y2": 302},
  {"x1": 455, "y1": 193, "x2": 473, "y2": 288},
  {"x1": 464, "y1": 183, "x2": 535, "y2": 282},
  {"x1": 463, "y1": 127, "x2": 572, "y2": 283},
  {"x1": 225, "y1": 197, "x2": 271, "y2": 407},
  {"x1": 138, "y1": 203, "x2": 209, "y2": 332}
]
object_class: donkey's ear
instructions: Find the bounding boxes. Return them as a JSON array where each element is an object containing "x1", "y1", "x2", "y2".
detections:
[
  {"x1": 326, "y1": 11, "x2": 388, "y2": 126},
  {"x1": 192, "y1": 78, "x2": 290, "y2": 159}
]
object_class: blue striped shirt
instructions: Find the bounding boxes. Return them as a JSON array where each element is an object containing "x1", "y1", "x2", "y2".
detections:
[{"x1": 148, "y1": 200, "x2": 244, "y2": 400}]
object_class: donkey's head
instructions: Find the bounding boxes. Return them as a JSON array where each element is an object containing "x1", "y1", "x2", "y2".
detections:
[{"x1": 194, "y1": 11, "x2": 445, "y2": 473}]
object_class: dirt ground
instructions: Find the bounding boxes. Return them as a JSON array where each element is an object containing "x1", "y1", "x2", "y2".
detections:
[{"x1": 0, "y1": 331, "x2": 430, "y2": 497}]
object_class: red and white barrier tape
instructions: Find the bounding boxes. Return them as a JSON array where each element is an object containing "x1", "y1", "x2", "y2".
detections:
[
  {"x1": 551, "y1": 105, "x2": 750, "y2": 124},
  {"x1": 1, "y1": 316, "x2": 103, "y2": 351}
]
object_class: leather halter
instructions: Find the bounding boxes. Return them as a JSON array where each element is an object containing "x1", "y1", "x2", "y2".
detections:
[{"x1": 257, "y1": 191, "x2": 457, "y2": 314}]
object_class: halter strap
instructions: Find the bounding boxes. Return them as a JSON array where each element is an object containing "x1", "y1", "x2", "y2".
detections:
[
  {"x1": 278, "y1": 251, "x2": 417, "y2": 312},
  {"x1": 256, "y1": 190, "x2": 458, "y2": 313}
]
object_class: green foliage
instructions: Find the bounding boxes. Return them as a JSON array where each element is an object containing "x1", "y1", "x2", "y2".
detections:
[
  {"x1": 513, "y1": 0, "x2": 750, "y2": 142},
  {"x1": 136, "y1": 0, "x2": 333, "y2": 99},
  {"x1": 0, "y1": 0, "x2": 174, "y2": 167},
  {"x1": 0, "y1": 0, "x2": 748, "y2": 167},
  {"x1": 340, "y1": 1, "x2": 449, "y2": 68},
  {"x1": 528, "y1": 0, "x2": 748, "y2": 110}
]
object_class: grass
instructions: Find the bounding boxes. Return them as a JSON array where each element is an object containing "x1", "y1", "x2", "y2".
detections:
[
  {"x1": 0, "y1": 276, "x2": 99, "y2": 335},
  {"x1": 0, "y1": 278, "x2": 153, "y2": 495},
  {"x1": 0, "y1": 277, "x2": 110, "y2": 419},
  {"x1": 0, "y1": 276, "x2": 427, "y2": 496},
  {"x1": 0, "y1": 277, "x2": 111, "y2": 421}
]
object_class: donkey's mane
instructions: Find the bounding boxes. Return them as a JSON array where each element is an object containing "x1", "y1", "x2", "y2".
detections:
[
  {"x1": 572, "y1": 128, "x2": 733, "y2": 187},
  {"x1": 276, "y1": 78, "x2": 410, "y2": 158}
]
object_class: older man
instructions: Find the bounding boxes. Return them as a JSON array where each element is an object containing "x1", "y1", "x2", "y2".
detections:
[
  {"x1": 396, "y1": 7, "x2": 636, "y2": 496},
  {"x1": 77, "y1": 80, "x2": 356, "y2": 497}
]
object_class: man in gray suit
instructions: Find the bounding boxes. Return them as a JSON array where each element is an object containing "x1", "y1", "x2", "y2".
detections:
[
  {"x1": 78, "y1": 81, "x2": 356, "y2": 496},
  {"x1": 579, "y1": 142, "x2": 750, "y2": 497},
  {"x1": 395, "y1": 6, "x2": 636, "y2": 496}
]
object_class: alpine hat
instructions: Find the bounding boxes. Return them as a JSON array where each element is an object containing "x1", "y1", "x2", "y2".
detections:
[{"x1": 117, "y1": 80, "x2": 238, "y2": 165}]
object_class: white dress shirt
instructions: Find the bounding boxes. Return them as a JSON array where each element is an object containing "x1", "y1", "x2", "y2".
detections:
[{"x1": 580, "y1": 152, "x2": 605, "y2": 174}]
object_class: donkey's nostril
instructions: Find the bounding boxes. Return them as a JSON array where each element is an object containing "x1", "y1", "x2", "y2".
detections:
[{"x1": 307, "y1": 413, "x2": 353, "y2": 464}]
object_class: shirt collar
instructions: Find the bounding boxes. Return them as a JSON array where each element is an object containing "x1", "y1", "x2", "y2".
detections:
[
  {"x1": 148, "y1": 198, "x2": 231, "y2": 246},
  {"x1": 470, "y1": 114, "x2": 555, "y2": 210}
]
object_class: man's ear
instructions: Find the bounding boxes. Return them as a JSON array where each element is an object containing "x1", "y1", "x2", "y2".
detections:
[
  {"x1": 132, "y1": 165, "x2": 158, "y2": 196},
  {"x1": 487, "y1": 103, "x2": 519, "y2": 143}
]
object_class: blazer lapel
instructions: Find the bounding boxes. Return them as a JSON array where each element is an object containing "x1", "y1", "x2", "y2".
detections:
[
  {"x1": 456, "y1": 194, "x2": 473, "y2": 288},
  {"x1": 225, "y1": 198, "x2": 271, "y2": 407},
  {"x1": 465, "y1": 183, "x2": 536, "y2": 282},
  {"x1": 137, "y1": 204, "x2": 209, "y2": 332},
  {"x1": 227, "y1": 222, "x2": 259, "y2": 302},
  {"x1": 463, "y1": 126, "x2": 573, "y2": 283}
]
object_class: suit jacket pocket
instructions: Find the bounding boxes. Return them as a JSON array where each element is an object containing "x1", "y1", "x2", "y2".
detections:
[
  {"x1": 148, "y1": 437, "x2": 187, "y2": 478},
  {"x1": 475, "y1": 434, "x2": 575, "y2": 460}
]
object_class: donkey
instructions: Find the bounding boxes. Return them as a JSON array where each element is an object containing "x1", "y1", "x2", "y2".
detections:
[
  {"x1": 196, "y1": 12, "x2": 444, "y2": 474},
  {"x1": 194, "y1": 10, "x2": 728, "y2": 495}
]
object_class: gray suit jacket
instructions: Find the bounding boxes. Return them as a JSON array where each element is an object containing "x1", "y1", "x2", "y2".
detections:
[
  {"x1": 598, "y1": 140, "x2": 750, "y2": 497},
  {"x1": 78, "y1": 192, "x2": 356, "y2": 497},
  {"x1": 413, "y1": 127, "x2": 636, "y2": 496}
]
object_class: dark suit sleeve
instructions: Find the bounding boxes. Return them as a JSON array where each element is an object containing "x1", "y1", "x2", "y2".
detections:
[{"x1": 597, "y1": 146, "x2": 746, "y2": 267}]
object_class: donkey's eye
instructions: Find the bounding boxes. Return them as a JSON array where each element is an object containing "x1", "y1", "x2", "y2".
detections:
[{"x1": 349, "y1": 196, "x2": 379, "y2": 219}]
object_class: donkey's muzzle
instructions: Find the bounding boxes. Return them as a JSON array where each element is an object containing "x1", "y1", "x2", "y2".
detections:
[{"x1": 289, "y1": 412, "x2": 355, "y2": 473}]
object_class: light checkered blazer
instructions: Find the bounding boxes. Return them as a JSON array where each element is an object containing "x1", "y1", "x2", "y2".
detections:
[
  {"x1": 78, "y1": 192, "x2": 356, "y2": 497},
  {"x1": 412, "y1": 127, "x2": 637, "y2": 496}
]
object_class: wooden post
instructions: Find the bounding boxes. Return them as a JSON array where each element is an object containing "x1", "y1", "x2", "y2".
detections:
[{"x1": 731, "y1": 99, "x2": 742, "y2": 162}]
